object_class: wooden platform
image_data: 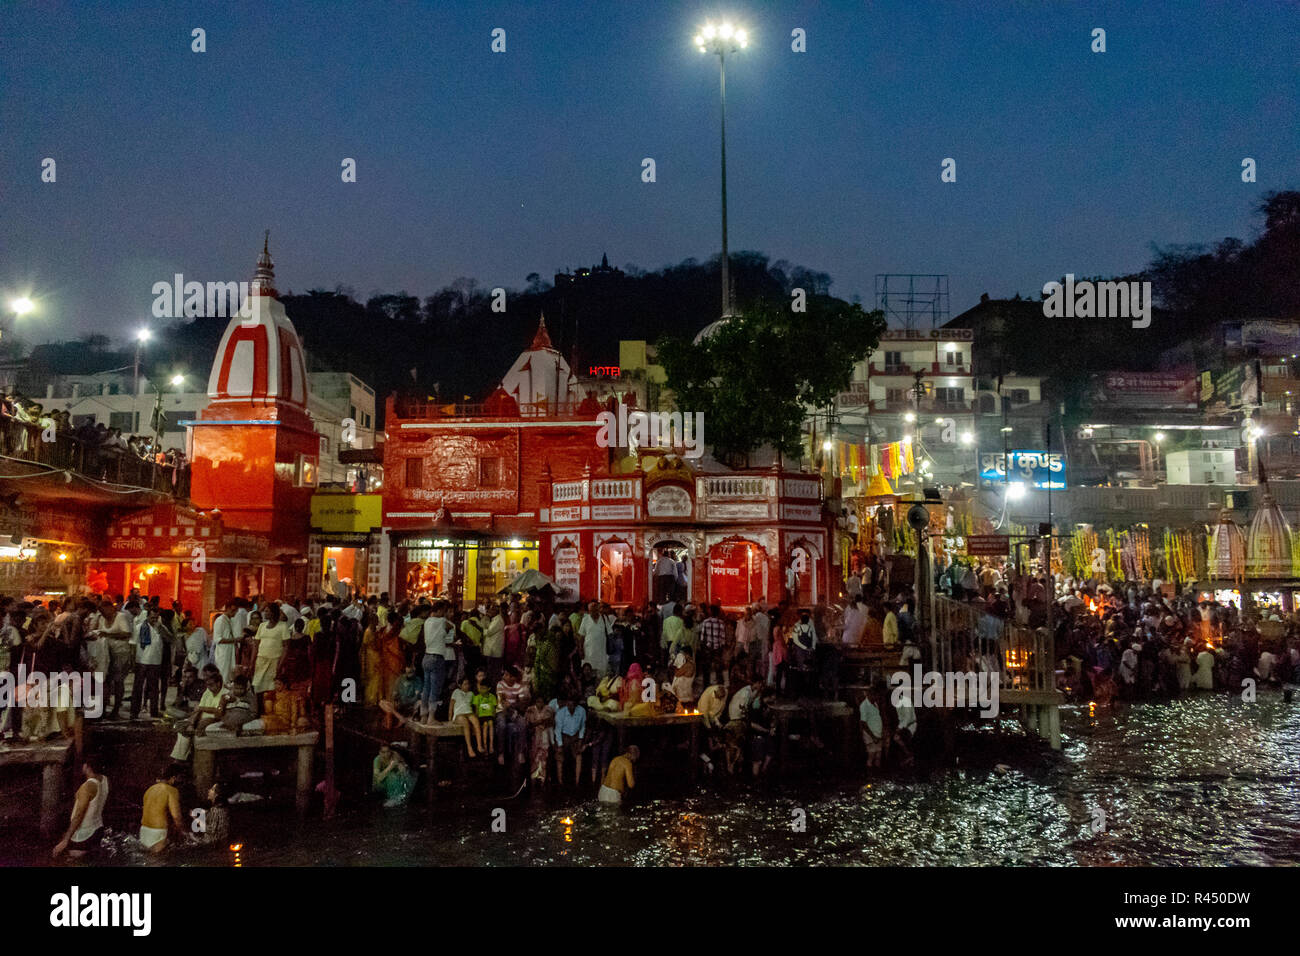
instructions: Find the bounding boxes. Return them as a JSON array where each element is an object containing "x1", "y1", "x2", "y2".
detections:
[
  {"x1": 768, "y1": 699, "x2": 855, "y2": 772},
  {"x1": 193, "y1": 731, "x2": 320, "y2": 813},
  {"x1": 0, "y1": 739, "x2": 75, "y2": 835},
  {"x1": 593, "y1": 710, "x2": 706, "y2": 781}
]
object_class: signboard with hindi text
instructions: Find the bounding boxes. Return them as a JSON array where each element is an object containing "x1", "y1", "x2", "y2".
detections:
[
  {"x1": 979, "y1": 450, "x2": 1066, "y2": 489},
  {"x1": 966, "y1": 534, "x2": 1010, "y2": 556}
]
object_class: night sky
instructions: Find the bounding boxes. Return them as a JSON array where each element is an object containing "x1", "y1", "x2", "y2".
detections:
[{"x1": 3, "y1": 0, "x2": 1297, "y2": 345}]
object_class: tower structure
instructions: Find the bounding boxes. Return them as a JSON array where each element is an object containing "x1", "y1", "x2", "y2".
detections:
[{"x1": 189, "y1": 235, "x2": 320, "y2": 550}]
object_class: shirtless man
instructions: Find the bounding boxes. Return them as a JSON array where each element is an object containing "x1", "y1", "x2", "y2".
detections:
[
  {"x1": 597, "y1": 745, "x2": 639, "y2": 805},
  {"x1": 53, "y1": 753, "x2": 108, "y2": 859},
  {"x1": 139, "y1": 763, "x2": 185, "y2": 853}
]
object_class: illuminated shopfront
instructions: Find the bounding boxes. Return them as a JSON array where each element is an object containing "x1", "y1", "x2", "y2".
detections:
[{"x1": 394, "y1": 536, "x2": 539, "y2": 606}]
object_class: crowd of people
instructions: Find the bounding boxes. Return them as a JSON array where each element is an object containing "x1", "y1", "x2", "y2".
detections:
[
  {"x1": 10, "y1": 551, "x2": 1300, "y2": 856},
  {"x1": 0, "y1": 391, "x2": 189, "y2": 478}
]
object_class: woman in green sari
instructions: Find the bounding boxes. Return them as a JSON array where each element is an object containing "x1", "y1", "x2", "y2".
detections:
[
  {"x1": 533, "y1": 627, "x2": 562, "y2": 703},
  {"x1": 372, "y1": 743, "x2": 414, "y2": 808}
]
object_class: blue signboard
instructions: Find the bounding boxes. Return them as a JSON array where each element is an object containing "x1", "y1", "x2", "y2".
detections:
[{"x1": 979, "y1": 450, "x2": 1066, "y2": 489}]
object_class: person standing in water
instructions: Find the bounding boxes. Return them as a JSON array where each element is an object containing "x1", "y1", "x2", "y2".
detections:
[
  {"x1": 52, "y1": 753, "x2": 108, "y2": 859},
  {"x1": 598, "y1": 745, "x2": 639, "y2": 805},
  {"x1": 139, "y1": 763, "x2": 186, "y2": 854}
]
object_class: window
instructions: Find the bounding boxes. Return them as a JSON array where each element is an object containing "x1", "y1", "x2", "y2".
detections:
[
  {"x1": 886, "y1": 388, "x2": 908, "y2": 406},
  {"x1": 479, "y1": 456, "x2": 502, "y2": 487},
  {"x1": 296, "y1": 453, "x2": 317, "y2": 488},
  {"x1": 171, "y1": 410, "x2": 196, "y2": 425},
  {"x1": 405, "y1": 457, "x2": 424, "y2": 489},
  {"x1": 363, "y1": 413, "x2": 371, "y2": 429},
  {"x1": 934, "y1": 387, "x2": 965, "y2": 408},
  {"x1": 945, "y1": 350, "x2": 957, "y2": 366},
  {"x1": 1006, "y1": 388, "x2": 1031, "y2": 405},
  {"x1": 109, "y1": 411, "x2": 135, "y2": 432},
  {"x1": 884, "y1": 351, "x2": 903, "y2": 371}
]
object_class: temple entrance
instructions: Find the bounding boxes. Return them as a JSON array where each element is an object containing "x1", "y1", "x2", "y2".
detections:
[
  {"x1": 707, "y1": 538, "x2": 767, "y2": 609},
  {"x1": 650, "y1": 538, "x2": 691, "y2": 605},
  {"x1": 597, "y1": 540, "x2": 635, "y2": 605}
]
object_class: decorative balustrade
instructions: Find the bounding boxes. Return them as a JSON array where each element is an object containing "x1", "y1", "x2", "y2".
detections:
[
  {"x1": 591, "y1": 478, "x2": 635, "y2": 500},
  {"x1": 703, "y1": 476, "x2": 766, "y2": 498},
  {"x1": 551, "y1": 481, "x2": 584, "y2": 502}
]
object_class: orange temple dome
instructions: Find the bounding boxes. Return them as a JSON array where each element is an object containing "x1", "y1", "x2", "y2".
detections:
[{"x1": 206, "y1": 233, "x2": 308, "y2": 409}]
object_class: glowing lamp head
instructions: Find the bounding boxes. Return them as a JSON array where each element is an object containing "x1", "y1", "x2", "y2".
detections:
[
  {"x1": 960, "y1": 432, "x2": 973, "y2": 446},
  {"x1": 1154, "y1": 431, "x2": 1165, "y2": 442},
  {"x1": 1007, "y1": 481, "x2": 1027, "y2": 501},
  {"x1": 136, "y1": 328, "x2": 152, "y2": 343},
  {"x1": 822, "y1": 440, "x2": 833, "y2": 451},
  {"x1": 170, "y1": 374, "x2": 185, "y2": 387},
  {"x1": 10, "y1": 297, "x2": 33, "y2": 316},
  {"x1": 736, "y1": 29, "x2": 747, "y2": 47},
  {"x1": 703, "y1": 23, "x2": 716, "y2": 39},
  {"x1": 719, "y1": 22, "x2": 733, "y2": 39},
  {"x1": 904, "y1": 411, "x2": 916, "y2": 423}
]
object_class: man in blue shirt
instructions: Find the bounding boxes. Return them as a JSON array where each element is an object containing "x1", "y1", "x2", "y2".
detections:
[{"x1": 551, "y1": 697, "x2": 587, "y2": 787}]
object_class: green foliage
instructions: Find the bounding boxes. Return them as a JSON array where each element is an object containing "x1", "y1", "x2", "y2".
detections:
[{"x1": 657, "y1": 297, "x2": 885, "y2": 459}]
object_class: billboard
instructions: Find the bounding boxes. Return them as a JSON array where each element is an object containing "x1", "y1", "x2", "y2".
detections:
[
  {"x1": 1200, "y1": 362, "x2": 1260, "y2": 414},
  {"x1": 1092, "y1": 370, "x2": 1199, "y2": 409},
  {"x1": 979, "y1": 450, "x2": 1066, "y2": 489}
]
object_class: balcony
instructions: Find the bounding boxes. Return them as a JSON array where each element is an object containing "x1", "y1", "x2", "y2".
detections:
[{"x1": 0, "y1": 415, "x2": 189, "y2": 497}]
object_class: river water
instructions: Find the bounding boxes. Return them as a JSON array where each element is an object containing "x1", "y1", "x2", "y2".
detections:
[{"x1": 8, "y1": 690, "x2": 1299, "y2": 866}]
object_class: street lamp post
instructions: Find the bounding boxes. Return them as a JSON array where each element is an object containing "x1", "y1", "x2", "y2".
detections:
[
  {"x1": 5, "y1": 297, "x2": 34, "y2": 343},
  {"x1": 133, "y1": 327, "x2": 151, "y2": 410},
  {"x1": 695, "y1": 21, "x2": 748, "y2": 318}
]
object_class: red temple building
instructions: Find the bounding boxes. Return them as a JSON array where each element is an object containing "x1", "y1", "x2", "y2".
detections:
[{"x1": 382, "y1": 316, "x2": 835, "y2": 608}]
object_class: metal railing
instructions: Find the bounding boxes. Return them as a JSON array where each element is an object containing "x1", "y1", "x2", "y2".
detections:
[
  {"x1": 931, "y1": 595, "x2": 1055, "y2": 695},
  {"x1": 394, "y1": 398, "x2": 594, "y2": 420},
  {"x1": 0, "y1": 415, "x2": 190, "y2": 497}
]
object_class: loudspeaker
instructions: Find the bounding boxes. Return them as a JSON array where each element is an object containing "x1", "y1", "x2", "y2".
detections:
[{"x1": 907, "y1": 504, "x2": 930, "y2": 531}]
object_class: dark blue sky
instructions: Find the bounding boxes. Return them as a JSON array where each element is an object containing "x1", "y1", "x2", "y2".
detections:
[{"x1": 3, "y1": 0, "x2": 1297, "y2": 345}]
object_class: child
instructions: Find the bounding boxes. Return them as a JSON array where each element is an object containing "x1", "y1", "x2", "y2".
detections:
[
  {"x1": 450, "y1": 677, "x2": 478, "y2": 757},
  {"x1": 196, "y1": 782, "x2": 230, "y2": 844},
  {"x1": 471, "y1": 679, "x2": 498, "y2": 755},
  {"x1": 260, "y1": 676, "x2": 308, "y2": 734}
]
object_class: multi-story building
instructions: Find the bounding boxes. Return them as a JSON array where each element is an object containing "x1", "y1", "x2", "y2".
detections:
[{"x1": 836, "y1": 328, "x2": 977, "y2": 491}]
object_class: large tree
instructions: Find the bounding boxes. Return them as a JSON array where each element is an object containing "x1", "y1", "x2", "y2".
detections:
[{"x1": 657, "y1": 297, "x2": 885, "y2": 460}]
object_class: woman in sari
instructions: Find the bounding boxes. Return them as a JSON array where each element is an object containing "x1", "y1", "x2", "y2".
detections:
[
  {"x1": 361, "y1": 611, "x2": 382, "y2": 706},
  {"x1": 310, "y1": 610, "x2": 337, "y2": 713},
  {"x1": 379, "y1": 612, "x2": 405, "y2": 725},
  {"x1": 503, "y1": 607, "x2": 524, "y2": 670},
  {"x1": 620, "y1": 662, "x2": 644, "y2": 711}
]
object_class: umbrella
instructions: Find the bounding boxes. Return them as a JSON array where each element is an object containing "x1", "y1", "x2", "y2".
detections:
[{"x1": 499, "y1": 568, "x2": 559, "y2": 595}]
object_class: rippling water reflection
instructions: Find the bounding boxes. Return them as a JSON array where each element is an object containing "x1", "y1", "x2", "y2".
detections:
[
  {"x1": 13, "y1": 691, "x2": 1296, "y2": 867},
  {"x1": 217, "y1": 690, "x2": 1298, "y2": 867}
]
